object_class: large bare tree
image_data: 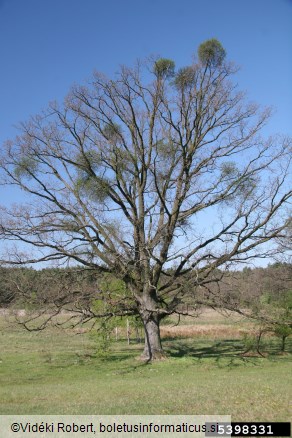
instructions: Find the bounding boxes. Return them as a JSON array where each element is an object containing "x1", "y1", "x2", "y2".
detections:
[{"x1": 0, "y1": 40, "x2": 291, "y2": 360}]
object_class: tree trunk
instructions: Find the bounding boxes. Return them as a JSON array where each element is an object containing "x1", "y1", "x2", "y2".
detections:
[
  {"x1": 281, "y1": 335, "x2": 286, "y2": 352},
  {"x1": 140, "y1": 312, "x2": 166, "y2": 361}
]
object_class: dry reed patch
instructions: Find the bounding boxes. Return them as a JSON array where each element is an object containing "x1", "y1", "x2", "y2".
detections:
[{"x1": 160, "y1": 324, "x2": 251, "y2": 339}]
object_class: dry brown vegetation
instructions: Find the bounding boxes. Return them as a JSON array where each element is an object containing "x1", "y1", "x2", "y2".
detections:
[
  {"x1": 160, "y1": 324, "x2": 249, "y2": 339},
  {"x1": 160, "y1": 309, "x2": 252, "y2": 339}
]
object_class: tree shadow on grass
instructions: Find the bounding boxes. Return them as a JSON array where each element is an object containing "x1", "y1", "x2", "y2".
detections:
[
  {"x1": 70, "y1": 338, "x2": 291, "y2": 370},
  {"x1": 164, "y1": 338, "x2": 276, "y2": 367},
  {"x1": 166, "y1": 338, "x2": 241, "y2": 357}
]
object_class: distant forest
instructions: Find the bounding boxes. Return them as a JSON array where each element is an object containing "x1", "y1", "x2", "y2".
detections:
[
  {"x1": 1, "y1": 262, "x2": 291, "y2": 312},
  {"x1": 1, "y1": 262, "x2": 291, "y2": 352}
]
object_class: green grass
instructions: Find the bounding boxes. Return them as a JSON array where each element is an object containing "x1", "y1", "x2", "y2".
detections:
[{"x1": 0, "y1": 315, "x2": 291, "y2": 421}]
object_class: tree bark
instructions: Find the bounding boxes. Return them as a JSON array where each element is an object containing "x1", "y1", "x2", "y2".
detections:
[{"x1": 140, "y1": 311, "x2": 166, "y2": 361}]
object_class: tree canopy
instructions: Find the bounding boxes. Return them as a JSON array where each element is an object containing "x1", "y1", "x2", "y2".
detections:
[{"x1": 0, "y1": 39, "x2": 291, "y2": 360}]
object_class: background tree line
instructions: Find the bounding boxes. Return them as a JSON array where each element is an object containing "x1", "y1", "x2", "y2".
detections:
[{"x1": 1, "y1": 263, "x2": 291, "y2": 344}]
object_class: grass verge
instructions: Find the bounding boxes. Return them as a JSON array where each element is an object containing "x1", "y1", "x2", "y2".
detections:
[{"x1": 0, "y1": 314, "x2": 291, "y2": 421}]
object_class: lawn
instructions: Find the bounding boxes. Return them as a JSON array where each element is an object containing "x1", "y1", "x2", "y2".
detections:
[{"x1": 0, "y1": 311, "x2": 291, "y2": 421}]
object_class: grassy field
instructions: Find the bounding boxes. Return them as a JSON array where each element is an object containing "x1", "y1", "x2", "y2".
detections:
[{"x1": 0, "y1": 310, "x2": 291, "y2": 421}]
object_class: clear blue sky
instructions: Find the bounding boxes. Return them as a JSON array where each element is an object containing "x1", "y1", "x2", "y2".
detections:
[{"x1": 0, "y1": 0, "x2": 291, "y2": 146}]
